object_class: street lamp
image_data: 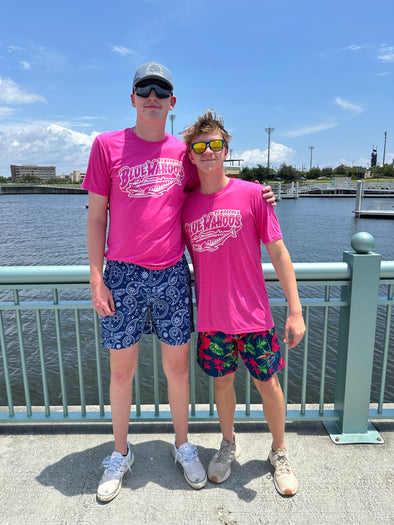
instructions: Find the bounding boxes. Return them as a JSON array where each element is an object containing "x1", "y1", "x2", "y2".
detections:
[
  {"x1": 383, "y1": 131, "x2": 387, "y2": 166},
  {"x1": 169, "y1": 114, "x2": 176, "y2": 135},
  {"x1": 308, "y1": 146, "x2": 314, "y2": 170},
  {"x1": 265, "y1": 127, "x2": 274, "y2": 171}
]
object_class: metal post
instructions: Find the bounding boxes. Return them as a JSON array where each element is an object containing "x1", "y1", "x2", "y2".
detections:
[
  {"x1": 383, "y1": 131, "x2": 387, "y2": 166},
  {"x1": 324, "y1": 233, "x2": 384, "y2": 444},
  {"x1": 265, "y1": 127, "x2": 274, "y2": 171},
  {"x1": 308, "y1": 146, "x2": 314, "y2": 170},
  {"x1": 354, "y1": 180, "x2": 363, "y2": 216}
]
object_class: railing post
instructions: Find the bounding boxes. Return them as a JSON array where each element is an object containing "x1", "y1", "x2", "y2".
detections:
[{"x1": 324, "y1": 232, "x2": 384, "y2": 444}]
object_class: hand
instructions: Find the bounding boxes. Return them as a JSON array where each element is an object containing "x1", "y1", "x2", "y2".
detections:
[
  {"x1": 90, "y1": 279, "x2": 115, "y2": 317},
  {"x1": 283, "y1": 313, "x2": 305, "y2": 349},
  {"x1": 255, "y1": 181, "x2": 277, "y2": 207}
]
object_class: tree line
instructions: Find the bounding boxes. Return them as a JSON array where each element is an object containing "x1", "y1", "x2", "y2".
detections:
[
  {"x1": 1, "y1": 163, "x2": 394, "y2": 185},
  {"x1": 239, "y1": 163, "x2": 394, "y2": 183}
]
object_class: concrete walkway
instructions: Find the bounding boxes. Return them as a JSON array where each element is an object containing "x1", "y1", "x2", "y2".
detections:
[{"x1": 1, "y1": 420, "x2": 393, "y2": 525}]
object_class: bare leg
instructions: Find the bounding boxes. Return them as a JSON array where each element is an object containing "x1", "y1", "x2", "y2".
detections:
[
  {"x1": 253, "y1": 373, "x2": 286, "y2": 450},
  {"x1": 110, "y1": 343, "x2": 139, "y2": 455},
  {"x1": 161, "y1": 341, "x2": 190, "y2": 448},
  {"x1": 214, "y1": 373, "x2": 236, "y2": 443}
]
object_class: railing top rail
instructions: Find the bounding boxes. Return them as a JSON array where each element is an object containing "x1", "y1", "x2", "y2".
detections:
[
  {"x1": 0, "y1": 265, "x2": 90, "y2": 285},
  {"x1": 0, "y1": 260, "x2": 393, "y2": 286}
]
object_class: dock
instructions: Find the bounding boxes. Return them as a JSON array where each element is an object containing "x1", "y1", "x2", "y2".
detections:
[
  {"x1": 354, "y1": 209, "x2": 394, "y2": 219},
  {"x1": 353, "y1": 180, "x2": 394, "y2": 219}
]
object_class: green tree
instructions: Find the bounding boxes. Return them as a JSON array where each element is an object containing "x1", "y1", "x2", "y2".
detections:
[
  {"x1": 306, "y1": 167, "x2": 322, "y2": 180},
  {"x1": 321, "y1": 167, "x2": 334, "y2": 179},
  {"x1": 18, "y1": 175, "x2": 42, "y2": 184},
  {"x1": 333, "y1": 164, "x2": 348, "y2": 176},
  {"x1": 239, "y1": 164, "x2": 273, "y2": 183},
  {"x1": 380, "y1": 164, "x2": 394, "y2": 178},
  {"x1": 277, "y1": 163, "x2": 299, "y2": 181},
  {"x1": 0, "y1": 176, "x2": 9, "y2": 183}
]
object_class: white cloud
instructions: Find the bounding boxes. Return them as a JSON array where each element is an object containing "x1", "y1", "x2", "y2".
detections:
[
  {"x1": 283, "y1": 122, "x2": 337, "y2": 139},
  {"x1": 0, "y1": 77, "x2": 46, "y2": 104},
  {"x1": 110, "y1": 45, "x2": 134, "y2": 56},
  {"x1": 347, "y1": 44, "x2": 363, "y2": 51},
  {"x1": 376, "y1": 72, "x2": 390, "y2": 76},
  {"x1": 0, "y1": 106, "x2": 15, "y2": 118},
  {"x1": 20, "y1": 61, "x2": 31, "y2": 70},
  {"x1": 239, "y1": 142, "x2": 295, "y2": 167},
  {"x1": 0, "y1": 121, "x2": 98, "y2": 177},
  {"x1": 378, "y1": 45, "x2": 394, "y2": 62},
  {"x1": 335, "y1": 97, "x2": 364, "y2": 115},
  {"x1": 7, "y1": 45, "x2": 23, "y2": 53}
]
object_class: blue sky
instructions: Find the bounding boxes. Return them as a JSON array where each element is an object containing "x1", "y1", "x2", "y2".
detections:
[{"x1": 0, "y1": 0, "x2": 393, "y2": 178}]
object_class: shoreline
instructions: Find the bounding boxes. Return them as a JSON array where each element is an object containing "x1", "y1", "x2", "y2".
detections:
[{"x1": 0, "y1": 184, "x2": 87, "y2": 195}]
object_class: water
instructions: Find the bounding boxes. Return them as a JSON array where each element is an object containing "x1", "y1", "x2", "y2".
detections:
[{"x1": 1, "y1": 194, "x2": 393, "y2": 405}]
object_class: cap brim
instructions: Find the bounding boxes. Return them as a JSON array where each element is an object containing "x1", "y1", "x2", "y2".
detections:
[{"x1": 135, "y1": 75, "x2": 173, "y2": 90}]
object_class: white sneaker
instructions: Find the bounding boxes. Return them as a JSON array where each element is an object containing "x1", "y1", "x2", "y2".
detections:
[
  {"x1": 268, "y1": 447, "x2": 298, "y2": 496},
  {"x1": 208, "y1": 439, "x2": 241, "y2": 483},
  {"x1": 173, "y1": 441, "x2": 207, "y2": 489},
  {"x1": 97, "y1": 442, "x2": 135, "y2": 502}
]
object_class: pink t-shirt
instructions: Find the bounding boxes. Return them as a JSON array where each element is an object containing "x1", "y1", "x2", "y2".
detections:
[
  {"x1": 82, "y1": 128, "x2": 198, "y2": 269},
  {"x1": 182, "y1": 177, "x2": 283, "y2": 333}
]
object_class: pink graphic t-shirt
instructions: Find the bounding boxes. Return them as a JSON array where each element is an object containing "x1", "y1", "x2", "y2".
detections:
[
  {"x1": 182, "y1": 177, "x2": 283, "y2": 333},
  {"x1": 82, "y1": 128, "x2": 198, "y2": 269}
]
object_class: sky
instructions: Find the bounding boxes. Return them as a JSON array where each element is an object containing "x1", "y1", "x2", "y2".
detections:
[{"x1": 0, "y1": 0, "x2": 393, "y2": 178}]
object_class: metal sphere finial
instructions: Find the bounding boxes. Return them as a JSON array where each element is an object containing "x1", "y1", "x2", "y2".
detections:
[{"x1": 351, "y1": 232, "x2": 375, "y2": 254}]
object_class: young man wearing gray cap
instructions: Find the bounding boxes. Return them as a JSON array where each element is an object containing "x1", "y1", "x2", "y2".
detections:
[{"x1": 82, "y1": 62, "x2": 276, "y2": 502}]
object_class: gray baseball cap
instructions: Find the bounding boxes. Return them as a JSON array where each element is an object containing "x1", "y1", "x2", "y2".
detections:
[{"x1": 132, "y1": 62, "x2": 173, "y2": 90}]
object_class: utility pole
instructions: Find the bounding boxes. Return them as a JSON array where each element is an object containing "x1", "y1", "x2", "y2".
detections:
[
  {"x1": 308, "y1": 146, "x2": 315, "y2": 170},
  {"x1": 169, "y1": 114, "x2": 176, "y2": 135},
  {"x1": 383, "y1": 131, "x2": 387, "y2": 166},
  {"x1": 265, "y1": 127, "x2": 274, "y2": 170}
]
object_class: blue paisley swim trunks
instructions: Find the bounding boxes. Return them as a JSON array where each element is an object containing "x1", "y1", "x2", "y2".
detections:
[{"x1": 101, "y1": 256, "x2": 194, "y2": 349}]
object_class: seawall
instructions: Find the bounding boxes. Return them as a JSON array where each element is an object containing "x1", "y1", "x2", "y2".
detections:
[{"x1": 0, "y1": 185, "x2": 87, "y2": 195}]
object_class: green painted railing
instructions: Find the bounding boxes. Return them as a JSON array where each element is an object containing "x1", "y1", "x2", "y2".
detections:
[{"x1": 0, "y1": 234, "x2": 393, "y2": 444}]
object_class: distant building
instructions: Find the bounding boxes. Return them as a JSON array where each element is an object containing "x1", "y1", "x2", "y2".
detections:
[
  {"x1": 10, "y1": 165, "x2": 56, "y2": 181},
  {"x1": 370, "y1": 147, "x2": 377, "y2": 167},
  {"x1": 70, "y1": 170, "x2": 86, "y2": 183},
  {"x1": 59, "y1": 170, "x2": 86, "y2": 183},
  {"x1": 224, "y1": 159, "x2": 243, "y2": 178}
]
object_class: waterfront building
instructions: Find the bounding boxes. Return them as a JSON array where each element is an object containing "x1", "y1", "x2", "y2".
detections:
[{"x1": 10, "y1": 164, "x2": 56, "y2": 181}]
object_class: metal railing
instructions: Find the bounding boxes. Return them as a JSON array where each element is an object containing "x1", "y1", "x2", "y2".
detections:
[{"x1": 1, "y1": 236, "x2": 393, "y2": 443}]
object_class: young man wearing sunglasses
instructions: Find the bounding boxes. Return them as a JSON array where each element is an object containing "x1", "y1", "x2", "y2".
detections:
[
  {"x1": 82, "y1": 62, "x2": 276, "y2": 502},
  {"x1": 182, "y1": 110, "x2": 305, "y2": 496}
]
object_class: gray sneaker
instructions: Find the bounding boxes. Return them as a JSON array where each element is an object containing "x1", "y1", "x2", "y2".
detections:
[
  {"x1": 173, "y1": 441, "x2": 207, "y2": 489},
  {"x1": 97, "y1": 442, "x2": 135, "y2": 502},
  {"x1": 208, "y1": 439, "x2": 240, "y2": 483},
  {"x1": 268, "y1": 447, "x2": 298, "y2": 496}
]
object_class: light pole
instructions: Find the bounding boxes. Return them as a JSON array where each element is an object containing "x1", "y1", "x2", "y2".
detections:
[
  {"x1": 383, "y1": 131, "x2": 387, "y2": 166},
  {"x1": 265, "y1": 127, "x2": 274, "y2": 171},
  {"x1": 169, "y1": 114, "x2": 176, "y2": 135},
  {"x1": 308, "y1": 146, "x2": 314, "y2": 170}
]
